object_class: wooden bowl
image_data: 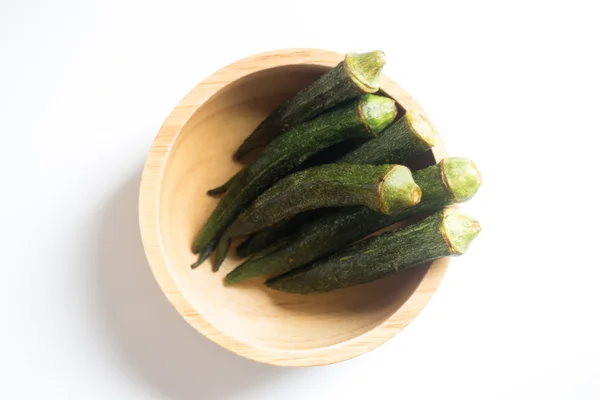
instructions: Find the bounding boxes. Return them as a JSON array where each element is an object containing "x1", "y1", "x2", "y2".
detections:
[{"x1": 139, "y1": 48, "x2": 449, "y2": 367}]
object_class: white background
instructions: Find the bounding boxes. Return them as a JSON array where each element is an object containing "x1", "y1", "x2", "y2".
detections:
[{"x1": 1, "y1": 0, "x2": 599, "y2": 398}]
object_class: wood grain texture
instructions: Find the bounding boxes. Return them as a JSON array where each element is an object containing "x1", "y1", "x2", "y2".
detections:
[{"x1": 139, "y1": 48, "x2": 451, "y2": 367}]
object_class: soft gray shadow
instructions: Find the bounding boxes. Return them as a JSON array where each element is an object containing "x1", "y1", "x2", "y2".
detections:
[{"x1": 94, "y1": 169, "x2": 286, "y2": 400}]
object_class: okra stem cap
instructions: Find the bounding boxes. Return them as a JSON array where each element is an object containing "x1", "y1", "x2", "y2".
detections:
[
  {"x1": 345, "y1": 50, "x2": 386, "y2": 93},
  {"x1": 359, "y1": 94, "x2": 398, "y2": 135},
  {"x1": 441, "y1": 208, "x2": 481, "y2": 254},
  {"x1": 441, "y1": 157, "x2": 482, "y2": 203},
  {"x1": 379, "y1": 165, "x2": 422, "y2": 215},
  {"x1": 405, "y1": 110, "x2": 439, "y2": 147}
]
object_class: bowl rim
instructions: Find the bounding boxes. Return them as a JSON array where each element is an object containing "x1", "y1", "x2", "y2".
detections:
[{"x1": 139, "y1": 48, "x2": 450, "y2": 367}]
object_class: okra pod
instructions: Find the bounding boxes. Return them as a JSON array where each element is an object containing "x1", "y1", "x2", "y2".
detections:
[
  {"x1": 225, "y1": 157, "x2": 481, "y2": 284},
  {"x1": 225, "y1": 164, "x2": 421, "y2": 239},
  {"x1": 234, "y1": 51, "x2": 386, "y2": 160},
  {"x1": 266, "y1": 208, "x2": 481, "y2": 294},
  {"x1": 192, "y1": 94, "x2": 398, "y2": 269}
]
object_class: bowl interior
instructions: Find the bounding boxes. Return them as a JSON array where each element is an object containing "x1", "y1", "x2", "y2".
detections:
[{"x1": 158, "y1": 64, "x2": 434, "y2": 352}]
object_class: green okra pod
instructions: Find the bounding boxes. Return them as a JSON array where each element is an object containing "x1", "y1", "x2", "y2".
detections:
[
  {"x1": 224, "y1": 164, "x2": 421, "y2": 239},
  {"x1": 234, "y1": 109, "x2": 439, "y2": 258},
  {"x1": 266, "y1": 208, "x2": 481, "y2": 294},
  {"x1": 234, "y1": 51, "x2": 386, "y2": 160},
  {"x1": 225, "y1": 157, "x2": 481, "y2": 284},
  {"x1": 192, "y1": 94, "x2": 398, "y2": 269}
]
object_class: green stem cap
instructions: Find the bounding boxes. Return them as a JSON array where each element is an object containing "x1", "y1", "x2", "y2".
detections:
[
  {"x1": 405, "y1": 110, "x2": 439, "y2": 147},
  {"x1": 379, "y1": 165, "x2": 422, "y2": 215},
  {"x1": 345, "y1": 50, "x2": 386, "y2": 92},
  {"x1": 359, "y1": 94, "x2": 398, "y2": 135},
  {"x1": 441, "y1": 157, "x2": 482, "y2": 203},
  {"x1": 441, "y1": 208, "x2": 481, "y2": 254}
]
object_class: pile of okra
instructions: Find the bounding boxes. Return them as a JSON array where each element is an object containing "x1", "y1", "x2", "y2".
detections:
[{"x1": 191, "y1": 50, "x2": 482, "y2": 294}]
